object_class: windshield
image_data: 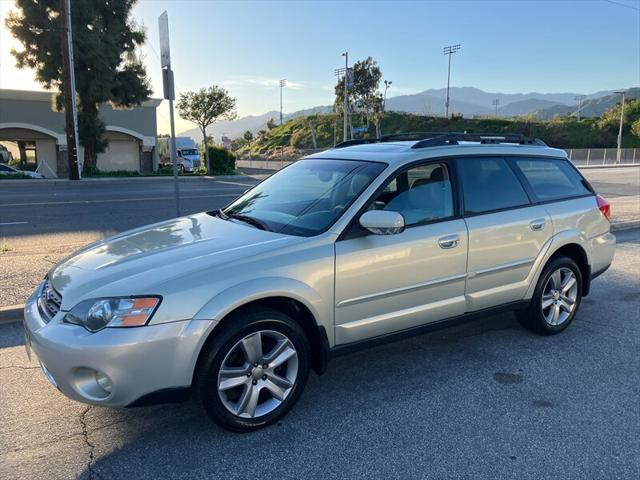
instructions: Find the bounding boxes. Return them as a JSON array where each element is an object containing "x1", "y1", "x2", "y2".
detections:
[
  {"x1": 180, "y1": 149, "x2": 199, "y2": 156},
  {"x1": 220, "y1": 159, "x2": 385, "y2": 237}
]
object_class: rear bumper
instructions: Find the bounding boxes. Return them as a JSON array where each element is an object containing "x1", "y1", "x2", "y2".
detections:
[
  {"x1": 589, "y1": 231, "x2": 616, "y2": 277},
  {"x1": 23, "y1": 290, "x2": 214, "y2": 407}
]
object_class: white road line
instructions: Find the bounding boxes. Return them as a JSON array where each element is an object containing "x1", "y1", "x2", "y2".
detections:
[
  {"x1": 0, "y1": 221, "x2": 28, "y2": 226},
  {"x1": 0, "y1": 193, "x2": 238, "y2": 208},
  {"x1": 214, "y1": 180, "x2": 257, "y2": 187}
]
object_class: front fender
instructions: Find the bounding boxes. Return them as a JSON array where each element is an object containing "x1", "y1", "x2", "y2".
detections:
[{"x1": 194, "y1": 276, "x2": 325, "y2": 327}]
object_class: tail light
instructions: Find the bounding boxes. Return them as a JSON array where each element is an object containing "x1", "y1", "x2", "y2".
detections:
[{"x1": 596, "y1": 194, "x2": 611, "y2": 222}]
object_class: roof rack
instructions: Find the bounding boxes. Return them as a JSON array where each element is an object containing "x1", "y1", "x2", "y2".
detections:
[
  {"x1": 411, "y1": 132, "x2": 546, "y2": 149},
  {"x1": 332, "y1": 131, "x2": 547, "y2": 150}
]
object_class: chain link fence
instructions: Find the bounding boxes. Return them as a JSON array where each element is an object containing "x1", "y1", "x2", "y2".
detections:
[{"x1": 237, "y1": 148, "x2": 639, "y2": 173}]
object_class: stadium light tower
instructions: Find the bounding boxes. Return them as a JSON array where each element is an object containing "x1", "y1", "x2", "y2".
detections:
[
  {"x1": 613, "y1": 90, "x2": 626, "y2": 164},
  {"x1": 443, "y1": 44, "x2": 461, "y2": 118},
  {"x1": 279, "y1": 79, "x2": 287, "y2": 125},
  {"x1": 574, "y1": 95, "x2": 586, "y2": 121}
]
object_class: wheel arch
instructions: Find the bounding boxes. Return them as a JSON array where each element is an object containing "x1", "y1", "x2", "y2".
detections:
[{"x1": 190, "y1": 279, "x2": 330, "y2": 383}]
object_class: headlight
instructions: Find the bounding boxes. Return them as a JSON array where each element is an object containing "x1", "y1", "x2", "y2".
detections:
[{"x1": 63, "y1": 297, "x2": 161, "y2": 332}]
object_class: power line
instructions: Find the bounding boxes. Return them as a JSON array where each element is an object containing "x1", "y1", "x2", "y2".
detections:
[{"x1": 602, "y1": 0, "x2": 640, "y2": 11}]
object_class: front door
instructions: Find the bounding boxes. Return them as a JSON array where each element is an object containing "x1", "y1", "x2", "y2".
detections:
[{"x1": 334, "y1": 161, "x2": 468, "y2": 345}]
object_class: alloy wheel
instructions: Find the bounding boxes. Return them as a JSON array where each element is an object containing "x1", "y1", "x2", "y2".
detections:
[
  {"x1": 541, "y1": 267, "x2": 578, "y2": 326},
  {"x1": 217, "y1": 330, "x2": 298, "y2": 418}
]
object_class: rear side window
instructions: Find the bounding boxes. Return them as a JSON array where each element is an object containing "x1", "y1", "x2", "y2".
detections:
[
  {"x1": 514, "y1": 158, "x2": 591, "y2": 201},
  {"x1": 456, "y1": 158, "x2": 530, "y2": 214}
]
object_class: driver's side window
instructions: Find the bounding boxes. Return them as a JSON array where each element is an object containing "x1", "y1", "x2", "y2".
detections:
[{"x1": 372, "y1": 162, "x2": 454, "y2": 226}]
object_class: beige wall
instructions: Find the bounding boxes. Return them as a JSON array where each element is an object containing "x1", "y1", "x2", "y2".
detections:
[
  {"x1": 97, "y1": 131, "x2": 140, "y2": 171},
  {"x1": 35, "y1": 139, "x2": 57, "y2": 177}
]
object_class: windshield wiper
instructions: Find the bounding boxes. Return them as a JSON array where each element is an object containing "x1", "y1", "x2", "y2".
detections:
[
  {"x1": 215, "y1": 208, "x2": 228, "y2": 220},
  {"x1": 227, "y1": 213, "x2": 269, "y2": 231}
]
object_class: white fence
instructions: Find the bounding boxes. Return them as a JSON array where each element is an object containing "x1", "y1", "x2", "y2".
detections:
[
  {"x1": 565, "y1": 148, "x2": 638, "y2": 166},
  {"x1": 237, "y1": 148, "x2": 639, "y2": 172}
]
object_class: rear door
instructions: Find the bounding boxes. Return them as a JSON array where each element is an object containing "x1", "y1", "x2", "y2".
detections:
[{"x1": 456, "y1": 156, "x2": 553, "y2": 311}]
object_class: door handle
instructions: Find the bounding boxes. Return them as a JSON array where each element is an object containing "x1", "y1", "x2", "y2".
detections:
[
  {"x1": 438, "y1": 234, "x2": 459, "y2": 249},
  {"x1": 530, "y1": 219, "x2": 546, "y2": 231}
]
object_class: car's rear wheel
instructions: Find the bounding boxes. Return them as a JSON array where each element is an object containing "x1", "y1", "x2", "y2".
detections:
[
  {"x1": 517, "y1": 256, "x2": 582, "y2": 334},
  {"x1": 195, "y1": 308, "x2": 310, "y2": 432}
]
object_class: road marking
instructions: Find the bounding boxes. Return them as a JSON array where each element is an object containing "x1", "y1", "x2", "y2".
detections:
[
  {"x1": 214, "y1": 180, "x2": 257, "y2": 187},
  {"x1": 0, "y1": 194, "x2": 238, "y2": 208},
  {"x1": 0, "y1": 221, "x2": 28, "y2": 226}
]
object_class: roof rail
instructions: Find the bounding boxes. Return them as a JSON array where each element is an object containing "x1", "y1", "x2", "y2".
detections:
[
  {"x1": 411, "y1": 132, "x2": 546, "y2": 149},
  {"x1": 333, "y1": 132, "x2": 547, "y2": 150}
]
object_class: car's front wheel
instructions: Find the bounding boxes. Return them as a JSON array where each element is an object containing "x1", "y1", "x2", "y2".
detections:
[
  {"x1": 518, "y1": 256, "x2": 582, "y2": 334},
  {"x1": 195, "y1": 308, "x2": 310, "y2": 432}
]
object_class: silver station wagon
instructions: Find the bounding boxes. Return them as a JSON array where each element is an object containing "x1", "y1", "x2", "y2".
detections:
[{"x1": 24, "y1": 133, "x2": 616, "y2": 431}]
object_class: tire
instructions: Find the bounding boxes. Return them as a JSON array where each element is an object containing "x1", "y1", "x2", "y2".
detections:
[
  {"x1": 517, "y1": 256, "x2": 583, "y2": 335},
  {"x1": 194, "y1": 308, "x2": 311, "y2": 432}
]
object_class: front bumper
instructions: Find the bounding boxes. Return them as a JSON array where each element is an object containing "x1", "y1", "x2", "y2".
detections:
[{"x1": 23, "y1": 291, "x2": 214, "y2": 407}]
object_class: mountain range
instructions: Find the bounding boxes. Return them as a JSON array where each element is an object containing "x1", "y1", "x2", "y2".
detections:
[{"x1": 179, "y1": 86, "x2": 637, "y2": 141}]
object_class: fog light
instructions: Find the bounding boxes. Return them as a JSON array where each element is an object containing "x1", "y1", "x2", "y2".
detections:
[{"x1": 96, "y1": 371, "x2": 113, "y2": 393}]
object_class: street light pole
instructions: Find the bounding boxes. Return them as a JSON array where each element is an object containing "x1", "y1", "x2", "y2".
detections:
[
  {"x1": 614, "y1": 90, "x2": 626, "y2": 164},
  {"x1": 383, "y1": 80, "x2": 392, "y2": 111},
  {"x1": 342, "y1": 51, "x2": 349, "y2": 142},
  {"x1": 279, "y1": 79, "x2": 286, "y2": 125},
  {"x1": 443, "y1": 44, "x2": 460, "y2": 118}
]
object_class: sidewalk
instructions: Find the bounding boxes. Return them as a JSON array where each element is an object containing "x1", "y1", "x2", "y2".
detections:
[{"x1": 0, "y1": 173, "x2": 257, "y2": 186}]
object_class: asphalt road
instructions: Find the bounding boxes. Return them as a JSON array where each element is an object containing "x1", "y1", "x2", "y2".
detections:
[{"x1": 1, "y1": 229, "x2": 638, "y2": 479}]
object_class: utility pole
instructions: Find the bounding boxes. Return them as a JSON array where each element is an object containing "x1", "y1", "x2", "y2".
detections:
[
  {"x1": 279, "y1": 79, "x2": 286, "y2": 125},
  {"x1": 342, "y1": 51, "x2": 349, "y2": 141},
  {"x1": 492, "y1": 99, "x2": 500, "y2": 117},
  {"x1": 443, "y1": 44, "x2": 460, "y2": 118},
  {"x1": 60, "y1": 0, "x2": 81, "y2": 180},
  {"x1": 614, "y1": 90, "x2": 626, "y2": 164},
  {"x1": 574, "y1": 95, "x2": 585, "y2": 121}
]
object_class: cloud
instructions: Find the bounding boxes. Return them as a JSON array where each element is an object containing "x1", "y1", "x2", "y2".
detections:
[{"x1": 221, "y1": 76, "x2": 305, "y2": 90}]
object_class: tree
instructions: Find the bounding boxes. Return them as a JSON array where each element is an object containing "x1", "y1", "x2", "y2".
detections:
[
  {"x1": 6, "y1": 0, "x2": 151, "y2": 175},
  {"x1": 334, "y1": 56, "x2": 383, "y2": 139},
  {"x1": 266, "y1": 118, "x2": 277, "y2": 130},
  {"x1": 598, "y1": 98, "x2": 640, "y2": 135},
  {"x1": 177, "y1": 85, "x2": 237, "y2": 172},
  {"x1": 243, "y1": 130, "x2": 254, "y2": 143}
]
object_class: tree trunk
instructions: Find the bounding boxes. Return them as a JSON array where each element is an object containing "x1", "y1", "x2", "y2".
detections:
[{"x1": 201, "y1": 125, "x2": 210, "y2": 172}]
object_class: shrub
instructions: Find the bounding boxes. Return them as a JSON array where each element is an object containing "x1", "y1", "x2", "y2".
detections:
[{"x1": 206, "y1": 146, "x2": 236, "y2": 175}]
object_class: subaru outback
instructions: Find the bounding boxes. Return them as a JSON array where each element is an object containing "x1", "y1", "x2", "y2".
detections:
[{"x1": 24, "y1": 133, "x2": 616, "y2": 432}]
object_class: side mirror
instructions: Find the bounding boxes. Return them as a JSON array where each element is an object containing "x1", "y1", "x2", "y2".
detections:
[{"x1": 359, "y1": 210, "x2": 405, "y2": 235}]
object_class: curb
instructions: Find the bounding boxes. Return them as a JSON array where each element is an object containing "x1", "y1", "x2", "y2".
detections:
[
  {"x1": 0, "y1": 304, "x2": 23, "y2": 325},
  {"x1": 0, "y1": 174, "x2": 258, "y2": 186},
  {"x1": 611, "y1": 220, "x2": 640, "y2": 232},
  {"x1": 577, "y1": 164, "x2": 639, "y2": 169}
]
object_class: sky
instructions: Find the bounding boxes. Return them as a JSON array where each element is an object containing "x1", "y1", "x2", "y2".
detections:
[{"x1": 1, "y1": 0, "x2": 639, "y2": 135}]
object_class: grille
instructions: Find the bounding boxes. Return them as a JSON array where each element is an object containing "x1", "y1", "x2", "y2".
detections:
[{"x1": 38, "y1": 278, "x2": 62, "y2": 322}]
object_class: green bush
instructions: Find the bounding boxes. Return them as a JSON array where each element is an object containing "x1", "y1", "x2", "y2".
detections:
[
  {"x1": 0, "y1": 172, "x2": 31, "y2": 179},
  {"x1": 83, "y1": 166, "x2": 141, "y2": 177},
  {"x1": 192, "y1": 165, "x2": 208, "y2": 176},
  {"x1": 206, "y1": 146, "x2": 236, "y2": 175}
]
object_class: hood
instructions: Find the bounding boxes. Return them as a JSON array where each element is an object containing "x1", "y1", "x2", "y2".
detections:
[{"x1": 50, "y1": 212, "x2": 299, "y2": 309}]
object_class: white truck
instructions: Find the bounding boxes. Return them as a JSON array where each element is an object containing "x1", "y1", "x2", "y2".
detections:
[{"x1": 158, "y1": 137, "x2": 202, "y2": 173}]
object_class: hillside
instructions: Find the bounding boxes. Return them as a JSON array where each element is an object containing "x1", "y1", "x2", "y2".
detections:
[
  {"x1": 238, "y1": 110, "x2": 639, "y2": 159},
  {"x1": 178, "y1": 87, "x2": 631, "y2": 141},
  {"x1": 535, "y1": 88, "x2": 640, "y2": 119}
]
